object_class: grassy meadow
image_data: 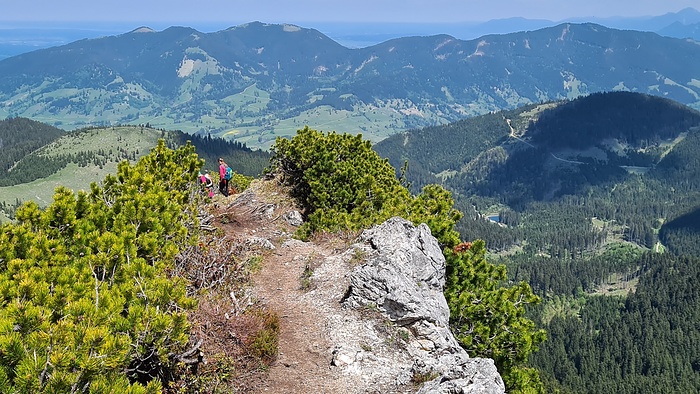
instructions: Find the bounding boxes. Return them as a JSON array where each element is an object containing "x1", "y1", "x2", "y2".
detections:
[{"x1": 0, "y1": 126, "x2": 164, "y2": 219}]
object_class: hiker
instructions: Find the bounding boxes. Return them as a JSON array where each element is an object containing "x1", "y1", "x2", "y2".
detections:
[
  {"x1": 199, "y1": 171, "x2": 214, "y2": 198},
  {"x1": 218, "y1": 158, "x2": 230, "y2": 197}
]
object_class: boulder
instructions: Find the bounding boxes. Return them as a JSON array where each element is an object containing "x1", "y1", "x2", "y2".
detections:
[{"x1": 342, "y1": 217, "x2": 505, "y2": 393}]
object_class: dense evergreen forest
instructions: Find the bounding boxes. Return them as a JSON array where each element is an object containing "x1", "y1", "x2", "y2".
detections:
[
  {"x1": 375, "y1": 92, "x2": 700, "y2": 393},
  {"x1": 659, "y1": 207, "x2": 700, "y2": 256},
  {"x1": 533, "y1": 252, "x2": 700, "y2": 393},
  {"x1": 169, "y1": 128, "x2": 270, "y2": 177},
  {"x1": 530, "y1": 91, "x2": 700, "y2": 149},
  {"x1": 0, "y1": 117, "x2": 66, "y2": 185}
]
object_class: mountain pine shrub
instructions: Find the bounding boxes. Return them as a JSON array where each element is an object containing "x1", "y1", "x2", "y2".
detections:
[
  {"x1": 445, "y1": 240, "x2": 546, "y2": 393},
  {"x1": 0, "y1": 140, "x2": 203, "y2": 393},
  {"x1": 270, "y1": 126, "x2": 462, "y2": 246}
]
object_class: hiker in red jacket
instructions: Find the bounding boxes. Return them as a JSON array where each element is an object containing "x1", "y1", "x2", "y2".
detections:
[
  {"x1": 218, "y1": 158, "x2": 230, "y2": 197},
  {"x1": 199, "y1": 171, "x2": 214, "y2": 198}
]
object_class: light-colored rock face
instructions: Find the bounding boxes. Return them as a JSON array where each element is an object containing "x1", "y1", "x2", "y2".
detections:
[
  {"x1": 341, "y1": 217, "x2": 505, "y2": 394},
  {"x1": 343, "y1": 217, "x2": 449, "y2": 326}
]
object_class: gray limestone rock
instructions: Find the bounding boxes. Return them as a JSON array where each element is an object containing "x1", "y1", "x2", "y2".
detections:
[
  {"x1": 284, "y1": 210, "x2": 304, "y2": 226},
  {"x1": 343, "y1": 217, "x2": 448, "y2": 326},
  {"x1": 245, "y1": 236, "x2": 276, "y2": 250},
  {"x1": 342, "y1": 217, "x2": 505, "y2": 394}
]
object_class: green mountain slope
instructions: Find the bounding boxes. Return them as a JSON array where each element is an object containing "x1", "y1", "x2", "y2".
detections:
[
  {"x1": 375, "y1": 91, "x2": 700, "y2": 283},
  {"x1": 0, "y1": 23, "x2": 699, "y2": 149},
  {"x1": 374, "y1": 90, "x2": 700, "y2": 393},
  {"x1": 377, "y1": 92, "x2": 700, "y2": 208},
  {"x1": 0, "y1": 117, "x2": 66, "y2": 181},
  {"x1": 0, "y1": 126, "x2": 167, "y2": 219},
  {"x1": 0, "y1": 123, "x2": 270, "y2": 221}
]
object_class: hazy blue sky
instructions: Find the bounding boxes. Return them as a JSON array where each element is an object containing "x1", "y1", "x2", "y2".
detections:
[{"x1": 1, "y1": 0, "x2": 697, "y2": 25}]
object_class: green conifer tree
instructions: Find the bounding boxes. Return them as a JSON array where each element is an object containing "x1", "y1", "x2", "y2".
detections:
[
  {"x1": 270, "y1": 126, "x2": 462, "y2": 246},
  {"x1": 445, "y1": 240, "x2": 547, "y2": 393}
]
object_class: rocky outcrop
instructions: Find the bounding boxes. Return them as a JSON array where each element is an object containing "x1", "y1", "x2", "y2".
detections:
[
  {"x1": 235, "y1": 180, "x2": 504, "y2": 393},
  {"x1": 342, "y1": 217, "x2": 505, "y2": 394}
]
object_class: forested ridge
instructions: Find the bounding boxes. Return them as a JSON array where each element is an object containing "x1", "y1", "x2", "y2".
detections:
[
  {"x1": 168, "y1": 129, "x2": 270, "y2": 177},
  {"x1": 0, "y1": 117, "x2": 66, "y2": 184},
  {"x1": 375, "y1": 91, "x2": 700, "y2": 393},
  {"x1": 0, "y1": 121, "x2": 270, "y2": 187},
  {"x1": 529, "y1": 91, "x2": 700, "y2": 149},
  {"x1": 375, "y1": 91, "x2": 700, "y2": 256},
  {"x1": 0, "y1": 121, "x2": 270, "y2": 219}
]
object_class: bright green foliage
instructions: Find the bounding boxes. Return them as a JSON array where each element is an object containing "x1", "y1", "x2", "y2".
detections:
[
  {"x1": 0, "y1": 140, "x2": 202, "y2": 393},
  {"x1": 407, "y1": 184, "x2": 463, "y2": 248},
  {"x1": 445, "y1": 240, "x2": 547, "y2": 393},
  {"x1": 270, "y1": 126, "x2": 462, "y2": 246}
]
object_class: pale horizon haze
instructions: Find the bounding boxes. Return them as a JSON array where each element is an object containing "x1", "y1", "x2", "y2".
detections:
[{"x1": 1, "y1": 0, "x2": 698, "y2": 26}]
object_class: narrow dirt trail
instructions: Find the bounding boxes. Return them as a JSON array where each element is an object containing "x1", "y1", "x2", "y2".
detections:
[
  {"x1": 219, "y1": 182, "x2": 359, "y2": 393},
  {"x1": 203, "y1": 180, "x2": 503, "y2": 394},
  {"x1": 250, "y1": 239, "x2": 339, "y2": 393}
]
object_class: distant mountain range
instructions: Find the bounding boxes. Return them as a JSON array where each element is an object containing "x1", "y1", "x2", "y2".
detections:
[
  {"x1": 0, "y1": 20, "x2": 699, "y2": 150},
  {"x1": 295, "y1": 7, "x2": 700, "y2": 49},
  {"x1": 2, "y1": 7, "x2": 698, "y2": 57}
]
